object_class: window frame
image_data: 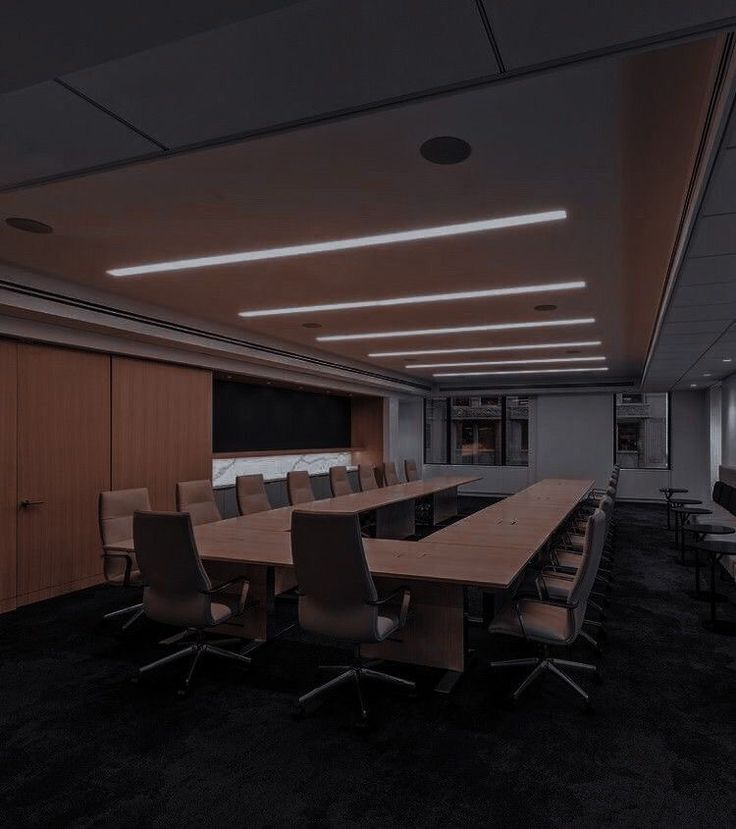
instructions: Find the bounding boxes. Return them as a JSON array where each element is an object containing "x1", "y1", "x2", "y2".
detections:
[
  {"x1": 612, "y1": 391, "x2": 671, "y2": 470},
  {"x1": 423, "y1": 395, "x2": 528, "y2": 467}
]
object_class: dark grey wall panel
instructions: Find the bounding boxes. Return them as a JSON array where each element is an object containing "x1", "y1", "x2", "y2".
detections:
[{"x1": 64, "y1": 0, "x2": 498, "y2": 148}]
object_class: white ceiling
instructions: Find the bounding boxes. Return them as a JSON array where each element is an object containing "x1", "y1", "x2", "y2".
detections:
[{"x1": 645, "y1": 94, "x2": 736, "y2": 391}]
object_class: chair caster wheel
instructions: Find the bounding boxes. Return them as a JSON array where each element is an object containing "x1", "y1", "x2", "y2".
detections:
[
  {"x1": 177, "y1": 687, "x2": 189, "y2": 697},
  {"x1": 583, "y1": 699, "x2": 594, "y2": 713},
  {"x1": 292, "y1": 705, "x2": 306, "y2": 721},
  {"x1": 593, "y1": 668, "x2": 604, "y2": 685}
]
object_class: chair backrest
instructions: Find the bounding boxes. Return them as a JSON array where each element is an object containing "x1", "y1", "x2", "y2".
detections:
[
  {"x1": 176, "y1": 480, "x2": 221, "y2": 526},
  {"x1": 358, "y1": 464, "x2": 378, "y2": 492},
  {"x1": 287, "y1": 470, "x2": 315, "y2": 505},
  {"x1": 726, "y1": 485, "x2": 736, "y2": 515},
  {"x1": 236, "y1": 474, "x2": 271, "y2": 515},
  {"x1": 329, "y1": 465, "x2": 353, "y2": 497},
  {"x1": 381, "y1": 461, "x2": 400, "y2": 487},
  {"x1": 568, "y1": 508, "x2": 607, "y2": 632},
  {"x1": 133, "y1": 511, "x2": 214, "y2": 628},
  {"x1": 404, "y1": 459, "x2": 419, "y2": 482},
  {"x1": 291, "y1": 511, "x2": 382, "y2": 642},
  {"x1": 713, "y1": 480, "x2": 725, "y2": 505},
  {"x1": 98, "y1": 487, "x2": 151, "y2": 581}
]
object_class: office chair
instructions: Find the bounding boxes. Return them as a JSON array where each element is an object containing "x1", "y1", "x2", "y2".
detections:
[
  {"x1": 98, "y1": 487, "x2": 150, "y2": 629},
  {"x1": 236, "y1": 474, "x2": 271, "y2": 515},
  {"x1": 358, "y1": 464, "x2": 378, "y2": 492},
  {"x1": 329, "y1": 465, "x2": 353, "y2": 497},
  {"x1": 176, "y1": 479, "x2": 222, "y2": 526},
  {"x1": 380, "y1": 461, "x2": 400, "y2": 487},
  {"x1": 287, "y1": 470, "x2": 315, "y2": 505},
  {"x1": 488, "y1": 508, "x2": 606, "y2": 710},
  {"x1": 291, "y1": 511, "x2": 415, "y2": 722},
  {"x1": 133, "y1": 511, "x2": 252, "y2": 694},
  {"x1": 404, "y1": 459, "x2": 419, "y2": 482}
]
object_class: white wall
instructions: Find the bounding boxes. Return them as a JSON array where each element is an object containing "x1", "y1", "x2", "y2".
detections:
[
  {"x1": 721, "y1": 373, "x2": 736, "y2": 468},
  {"x1": 390, "y1": 389, "x2": 711, "y2": 501},
  {"x1": 535, "y1": 393, "x2": 613, "y2": 488}
]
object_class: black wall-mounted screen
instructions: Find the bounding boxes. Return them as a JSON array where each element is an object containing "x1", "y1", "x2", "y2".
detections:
[{"x1": 213, "y1": 379, "x2": 351, "y2": 453}]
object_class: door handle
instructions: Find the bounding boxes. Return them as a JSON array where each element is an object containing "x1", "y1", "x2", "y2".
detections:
[{"x1": 19, "y1": 498, "x2": 45, "y2": 508}]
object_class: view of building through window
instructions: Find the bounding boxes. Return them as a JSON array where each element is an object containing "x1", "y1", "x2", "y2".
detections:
[
  {"x1": 614, "y1": 392, "x2": 668, "y2": 469},
  {"x1": 424, "y1": 395, "x2": 529, "y2": 466}
]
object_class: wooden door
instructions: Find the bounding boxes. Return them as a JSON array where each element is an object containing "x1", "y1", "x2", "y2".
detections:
[
  {"x1": 111, "y1": 357, "x2": 212, "y2": 510},
  {"x1": 16, "y1": 345, "x2": 111, "y2": 602},
  {"x1": 0, "y1": 340, "x2": 17, "y2": 613}
]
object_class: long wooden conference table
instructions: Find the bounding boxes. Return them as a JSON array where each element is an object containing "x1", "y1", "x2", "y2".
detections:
[{"x1": 109, "y1": 477, "x2": 593, "y2": 689}]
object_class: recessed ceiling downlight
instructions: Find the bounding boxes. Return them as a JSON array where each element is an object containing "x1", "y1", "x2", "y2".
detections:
[
  {"x1": 420, "y1": 136, "x2": 472, "y2": 165},
  {"x1": 6, "y1": 217, "x2": 53, "y2": 234}
]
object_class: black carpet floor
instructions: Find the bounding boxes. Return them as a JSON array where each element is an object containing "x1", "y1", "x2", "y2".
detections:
[{"x1": 2, "y1": 502, "x2": 736, "y2": 828}]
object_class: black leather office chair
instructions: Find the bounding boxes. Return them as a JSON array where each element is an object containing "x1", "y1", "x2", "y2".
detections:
[{"x1": 291, "y1": 511, "x2": 414, "y2": 722}]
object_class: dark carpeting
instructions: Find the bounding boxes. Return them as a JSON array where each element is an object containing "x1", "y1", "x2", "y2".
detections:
[{"x1": 1, "y1": 502, "x2": 736, "y2": 827}]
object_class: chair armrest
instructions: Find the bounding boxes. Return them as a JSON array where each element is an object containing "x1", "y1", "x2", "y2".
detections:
[
  {"x1": 368, "y1": 586, "x2": 411, "y2": 627},
  {"x1": 101, "y1": 550, "x2": 133, "y2": 586},
  {"x1": 208, "y1": 576, "x2": 250, "y2": 614}
]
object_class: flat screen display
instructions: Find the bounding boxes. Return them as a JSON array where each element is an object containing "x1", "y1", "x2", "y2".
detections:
[{"x1": 213, "y1": 379, "x2": 351, "y2": 453}]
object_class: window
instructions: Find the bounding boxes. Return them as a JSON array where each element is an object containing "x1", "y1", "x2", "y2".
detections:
[
  {"x1": 614, "y1": 392, "x2": 669, "y2": 469},
  {"x1": 424, "y1": 395, "x2": 530, "y2": 467}
]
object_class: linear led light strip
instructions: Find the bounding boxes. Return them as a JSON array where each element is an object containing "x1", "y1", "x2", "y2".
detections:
[
  {"x1": 434, "y1": 367, "x2": 609, "y2": 377},
  {"x1": 369, "y1": 340, "x2": 602, "y2": 357},
  {"x1": 317, "y1": 317, "x2": 595, "y2": 342},
  {"x1": 410, "y1": 356, "x2": 606, "y2": 369},
  {"x1": 239, "y1": 280, "x2": 584, "y2": 317},
  {"x1": 107, "y1": 210, "x2": 567, "y2": 276}
]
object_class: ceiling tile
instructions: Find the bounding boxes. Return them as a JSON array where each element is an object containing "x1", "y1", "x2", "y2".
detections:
[
  {"x1": 673, "y1": 282, "x2": 736, "y2": 307},
  {"x1": 64, "y1": 0, "x2": 499, "y2": 149},
  {"x1": 701, "y1": 147, "x2": 736, "y2": 215},
  {"x1": 482, "y1": 0, "x2": 736, "y2": 68},
  {"x1": 666, "y1": 303, "x2": 736, "y2": 323},
  {"x1": 0, "y1": 82, "x2": 159, "y2": 189},
  {"x1": 689, "y1": 214, "x2": 736, "y2": 257},
  {"x1": 678, "y1": 254, "x2": 736, "y2": 285}
]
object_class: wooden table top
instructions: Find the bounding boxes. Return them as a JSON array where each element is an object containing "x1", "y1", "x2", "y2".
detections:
[
  {"x1": 236, "y1": 475, "x2": 481, "y2": 531},
  {"x1": 106, "y1": 478, "x2": 589, "y2": 590}
]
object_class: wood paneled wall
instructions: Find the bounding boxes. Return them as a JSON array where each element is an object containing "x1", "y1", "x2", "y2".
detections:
[
  {"x1": 351, "y1": 396, "x2": 386, "y2": 468},
  {"x1": 0, "y1": 341, "x2": 17, "y2": 614},
  {"x1": 16, "y1": 345, "x2": 111, "y2": 603},
  {"x1": 0, "y1": 341, "x2": 214, "y2": 614},
  {"x1": 112, "y1": 357, "x2": 212, "y2": 510}
]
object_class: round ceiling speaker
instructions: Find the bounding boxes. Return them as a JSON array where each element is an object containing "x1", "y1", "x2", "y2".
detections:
[{"x1": 420, "y1": 136, "x2": 471, "y2": 165}]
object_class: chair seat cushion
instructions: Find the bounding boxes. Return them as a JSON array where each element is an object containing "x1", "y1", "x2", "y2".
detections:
[
  {"x1": 209, "y1": 602, "x2": 236, "y2": 626},
  {"x1": 488, "y1": 599, "x2": 572, "y2": 644},
  {"x1": 541, "y1": 573, "x2": 574, "y2": 601},
  {"x1": 554, "y1": 552, "x2": 583, "y2": 571},
  {"x1": 108, "y1": 568, "x2": 143, "y2": 587},
  {"x1": 376, "y1": 611, "x2": 399, "y2": 641}
]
